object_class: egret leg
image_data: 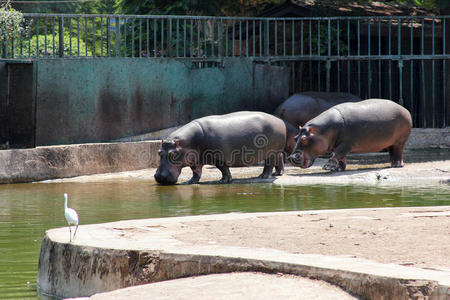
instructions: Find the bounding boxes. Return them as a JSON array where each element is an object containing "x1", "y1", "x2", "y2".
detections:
[
  {"x1": 73, "y1": 225, "x2": 78, "y2": 240},
  {"x1": 68, "y1": 225, "x2": 72, "y2": 242}
]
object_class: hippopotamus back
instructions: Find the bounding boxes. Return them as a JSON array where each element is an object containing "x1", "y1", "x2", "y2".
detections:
[{"x1": 274, "y1": 91, "x2": 361, "y2": 128}]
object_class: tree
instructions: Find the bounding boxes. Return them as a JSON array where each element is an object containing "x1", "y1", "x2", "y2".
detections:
[
  {"x1": 116, "y1": 0, "x2": 283, "y2": 16},
  {"x1": 0, "y1": 0, "x2": 26, "y2": 57}
]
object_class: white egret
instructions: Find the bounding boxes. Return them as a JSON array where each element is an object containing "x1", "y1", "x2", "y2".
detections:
[{"x1": 64, "y1": 193, "x2": 79, "y2": 242}]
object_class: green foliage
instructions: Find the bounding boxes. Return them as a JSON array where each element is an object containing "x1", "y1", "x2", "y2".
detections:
[
  {"x1": 0, "y1": 1, "x2": 25, "y2": 41},
  {"x1": 14, "y1": 33, "x2": 92, "y2": 57},
  {"x1": 116, "y1": 0, "x2": 283, "y2": 16}
]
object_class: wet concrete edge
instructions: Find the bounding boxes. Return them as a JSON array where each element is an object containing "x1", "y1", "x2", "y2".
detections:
[
  {"x1": 37, "y1": 208, "x2": 450, "y2": 299},
  {"x1": 0, "y1": 128, "x2": 449, "y2": 184}
]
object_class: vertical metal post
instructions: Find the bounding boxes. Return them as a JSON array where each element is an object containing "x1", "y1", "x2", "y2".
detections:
[
  {"x1": 368, "y1": 19, "x2": 371, "y2": 98},
  {"x1": 328, "y1": 19, "x2": 331, "y2": 57},
  {"x1": 443, "y1": 17, "x2": 447, "y2": 127},
  {"x1": 291, "y1": 20, "x2": 294, "y2": 56},
  {"x1": 259, "y1": 20, "x2": 262, "y2": 56},
  {"x1": 219, "y1": 19, "x2": 223, "y2": 57},
  {"x1": 432, "y1": 18, "x2": 436, "y2": 127},
  {"x1": 239, "y1": 21, "x2": 242, "y2": 56},
  {"x1": 397, "y1": 17, "x2": 401, "y2": 55},
  {"x1": 347, "y1": 19, "x2": 350, "y2": 93},
  {"x1": 253, "y1": 20, "x2": 256, "y2": 57},
  {"x1": 197, "y1": 20, "x2": 201, "y2": 57},
  {"x1": 326, "y1": 60, "x2": 331, "y2": 92},
  {"x1": 52, "y1": 17, "x2": 55, "y2": 56},
  {"x1": 265, "y1": 19, "x2": 269, "y2": 57},
  {"x1": 337, "y1": 20, "x2": 340, "y2": 92},
  {"x1": 44, "y1": 17, "x2": 48, "y2": 55},
  {"x1": 275, "y1": 21, "x2": 277, "y2": 56},
  {"x1": 388, "y1": 19, "x2": 392, "y2": 100},
  {"x1": 225, "y1": 21, "x2": 229, "y2": 56},
  {"x1": 161, "y1": 18, "x2": 164, "y2": 57},
  {"x1": 190, "y1": 19, "x2": 193, "y2": 57},
  {"x1": 246, "y1": 20, "x2": 249, "y2": 57},
  {"x1": 398, "y1": 60, "x2": 404, "y2": 106},
  {"x1": 357, "y1": 19, "x2": 361, "y2": 97},
  {"x1": 421, "y1": 18, "x2": 426, "y2": 127},
  {"x1": 232, "y1": 20, "x2": 235, "y2": 56},
  {"x1": 212, "y1": 20, "x2": 215, "y2": 56},
  {"x1": 77, "y1": 17, "x2": 80, "y2": 56},
  {"x1": 309, "y1": 20, "x2": 312, "y2": 56},
  {"x1": 378, "y1": 20, "x2": 381, "y2": 97},
  {"x1": 176, "y1": 19, "x2": 179, "y2": 57},
  {"x1": 410, "y1": 19, "x2": 414, "y2": 116},
  {"x1": 300, "y1": 20, "x2": 304, "y2": 56},
  {"x1": 154, "y1": 19, "x2": 157, "y2": 57},
  {"x1": 93, "y1": 17, "x2": 96, "y2": 56},
  {"x1": 168, "y1": 18, "x2": 172, "y2": 57},
  {"x1": 85, "y1": 18, "x2": 88, "y2": 56},
  {"x1": 36, "y1": 18, "x2": 40, "y2": 56},
  {"x1": 317, "y1": 20, "x2": 320, "y2": 55},
  {"x1": 204, "y1": 19, "x2": 207, "y2": 57},
  {"x1": 184, "y1": 19, "x2": 187, "y2": 57},
  {"x1": 69, "y1": 17, "x2": 72, "y2": 55},
  {"x1": 139, "y1": 19, "x2": 142, "y2": 57},
  {"x1": 58, "y1": 16, "x2": 64, "y2": 57},
  {"x1": 283, "y1": 20, "x2": 286, "y2": 56},
  {"x1": 146, "y1": 19, "x2": 149, "y2": 57},
  {"x1": 100, "y1": 17, "x2": 104, "y2": 56},
  {"x1": 116, "y1": 17, "x2": 120, "y2": 57}
]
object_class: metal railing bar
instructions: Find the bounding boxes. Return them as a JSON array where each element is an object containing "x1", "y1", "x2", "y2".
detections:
[{"x1": 20, "y1": 13, "x2": 450, "y2": 22}]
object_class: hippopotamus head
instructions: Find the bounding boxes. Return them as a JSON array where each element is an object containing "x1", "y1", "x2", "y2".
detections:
[
  {"x1": 288, "y1": 126, "x2": 328, "y2": 169},
  {"x1": 154, "y1": 139, "x2": 187, "y2": 185}
]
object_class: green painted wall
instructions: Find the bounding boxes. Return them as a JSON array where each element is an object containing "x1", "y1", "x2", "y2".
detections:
[{"x1": 34, "y1": 58, "x2": 289, "y2": 146}]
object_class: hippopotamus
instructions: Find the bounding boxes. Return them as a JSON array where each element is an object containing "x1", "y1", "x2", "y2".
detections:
[
  {"x1": 154, "y1": 111, "x2": 298, "y2": 185},
  {"x1": 274, "y1": 91, "x2": 361, "y2": 127},
  {"x1": 288, "y1": 99, "x2": 412, "y2": 172}
]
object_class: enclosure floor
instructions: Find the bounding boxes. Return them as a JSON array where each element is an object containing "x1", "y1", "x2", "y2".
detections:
[{"x1": 54, "y1": 206, "x2": 450, "y2": 300}]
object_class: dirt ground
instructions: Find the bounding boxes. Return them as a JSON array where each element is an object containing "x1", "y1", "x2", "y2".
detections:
[{"x1": 172, "y1": 206, "x2": 450, "y2": 270}]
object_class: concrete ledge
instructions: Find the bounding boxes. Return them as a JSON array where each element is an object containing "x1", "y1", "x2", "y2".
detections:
[
  {"x1": 0, "y1": 128, "x2": 448, "y2": 184},
  {"x1": 406, "y1": 128, "x2": 450, "y2": 149},
  {"x1": 37, "y1": 207, "x2": 450, "y2": 299},
  {"x1": 0, "y1": 141, "x2": 161, "y2": 184}
]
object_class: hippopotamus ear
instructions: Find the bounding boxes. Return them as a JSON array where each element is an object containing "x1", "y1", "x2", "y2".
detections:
[
  {"x1": 300, "y1": 135, "x2": 308, "y2": 146},
  {"x1": 308, "y1": 126, "x2": 320, "y2": 136},
  {"x1": 174, "y1": 139, "x2": 185, "y2": 149}
]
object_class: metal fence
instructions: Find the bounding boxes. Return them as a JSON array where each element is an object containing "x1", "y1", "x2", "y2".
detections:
[{"x1": 1, "y1": 13, "x2": 449, "y2": 127}]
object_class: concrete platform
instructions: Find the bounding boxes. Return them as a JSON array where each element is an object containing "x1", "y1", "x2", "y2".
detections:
[
  {"x1": 38, "y1": 206, "x2": 450, "y2": 299},
  {"x1": 0, "y1": 128, "x2": 449, "y2": 184}
]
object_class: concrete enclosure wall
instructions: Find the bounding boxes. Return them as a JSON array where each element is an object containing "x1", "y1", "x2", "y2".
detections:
[{"x1": 0, "y1": 58, "x2": 289, "y2": 147}]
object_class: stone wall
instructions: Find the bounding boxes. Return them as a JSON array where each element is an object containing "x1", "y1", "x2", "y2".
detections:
[{"x1": 0, "y1": 58, "x2": 289, "y2": 147}]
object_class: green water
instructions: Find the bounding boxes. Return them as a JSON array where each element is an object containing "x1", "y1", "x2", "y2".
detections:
[{"x1": 0, "y1": 179, "x2": 450, "y2": 299}]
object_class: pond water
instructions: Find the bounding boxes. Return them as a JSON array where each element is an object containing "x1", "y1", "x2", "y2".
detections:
[{"x1": 0, "y1": 178, "x2": 449, "y2": 299}]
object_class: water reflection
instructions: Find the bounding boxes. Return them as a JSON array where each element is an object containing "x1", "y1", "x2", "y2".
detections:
[{"x1": 0, "y1": 181, "x2": 449, "y2": 299}]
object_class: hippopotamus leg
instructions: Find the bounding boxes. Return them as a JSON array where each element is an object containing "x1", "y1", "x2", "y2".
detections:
[
  {"x1": 388, "y1": 143, "x2": 405, "y2": 168},
  {"x1": 216, "y1": 164, "x2": 232, "y2": 183},
  {"x1": 259, "y1": 158, "x2": 275, "y2": 179},
  {"x1": 186, "y1": 165, "x2": 203, "y2": 184},
  {"x1": 273, "y1": 152, "x2": 285, "y2": 176},
  {"x1": 323, "y1": 143, "x2": 351, "y2": 172}
]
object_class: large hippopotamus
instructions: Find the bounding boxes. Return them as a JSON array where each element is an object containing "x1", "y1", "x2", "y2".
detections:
[
  {"x1": 274, "y1": 91, "x2": 361, "y2": 127},
  {"x1": 288, "y1": 99, "x2": 412, "y2": 172},
  {"x1": 154, "y1": 111, "x2": 298, "y2": 185}
]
